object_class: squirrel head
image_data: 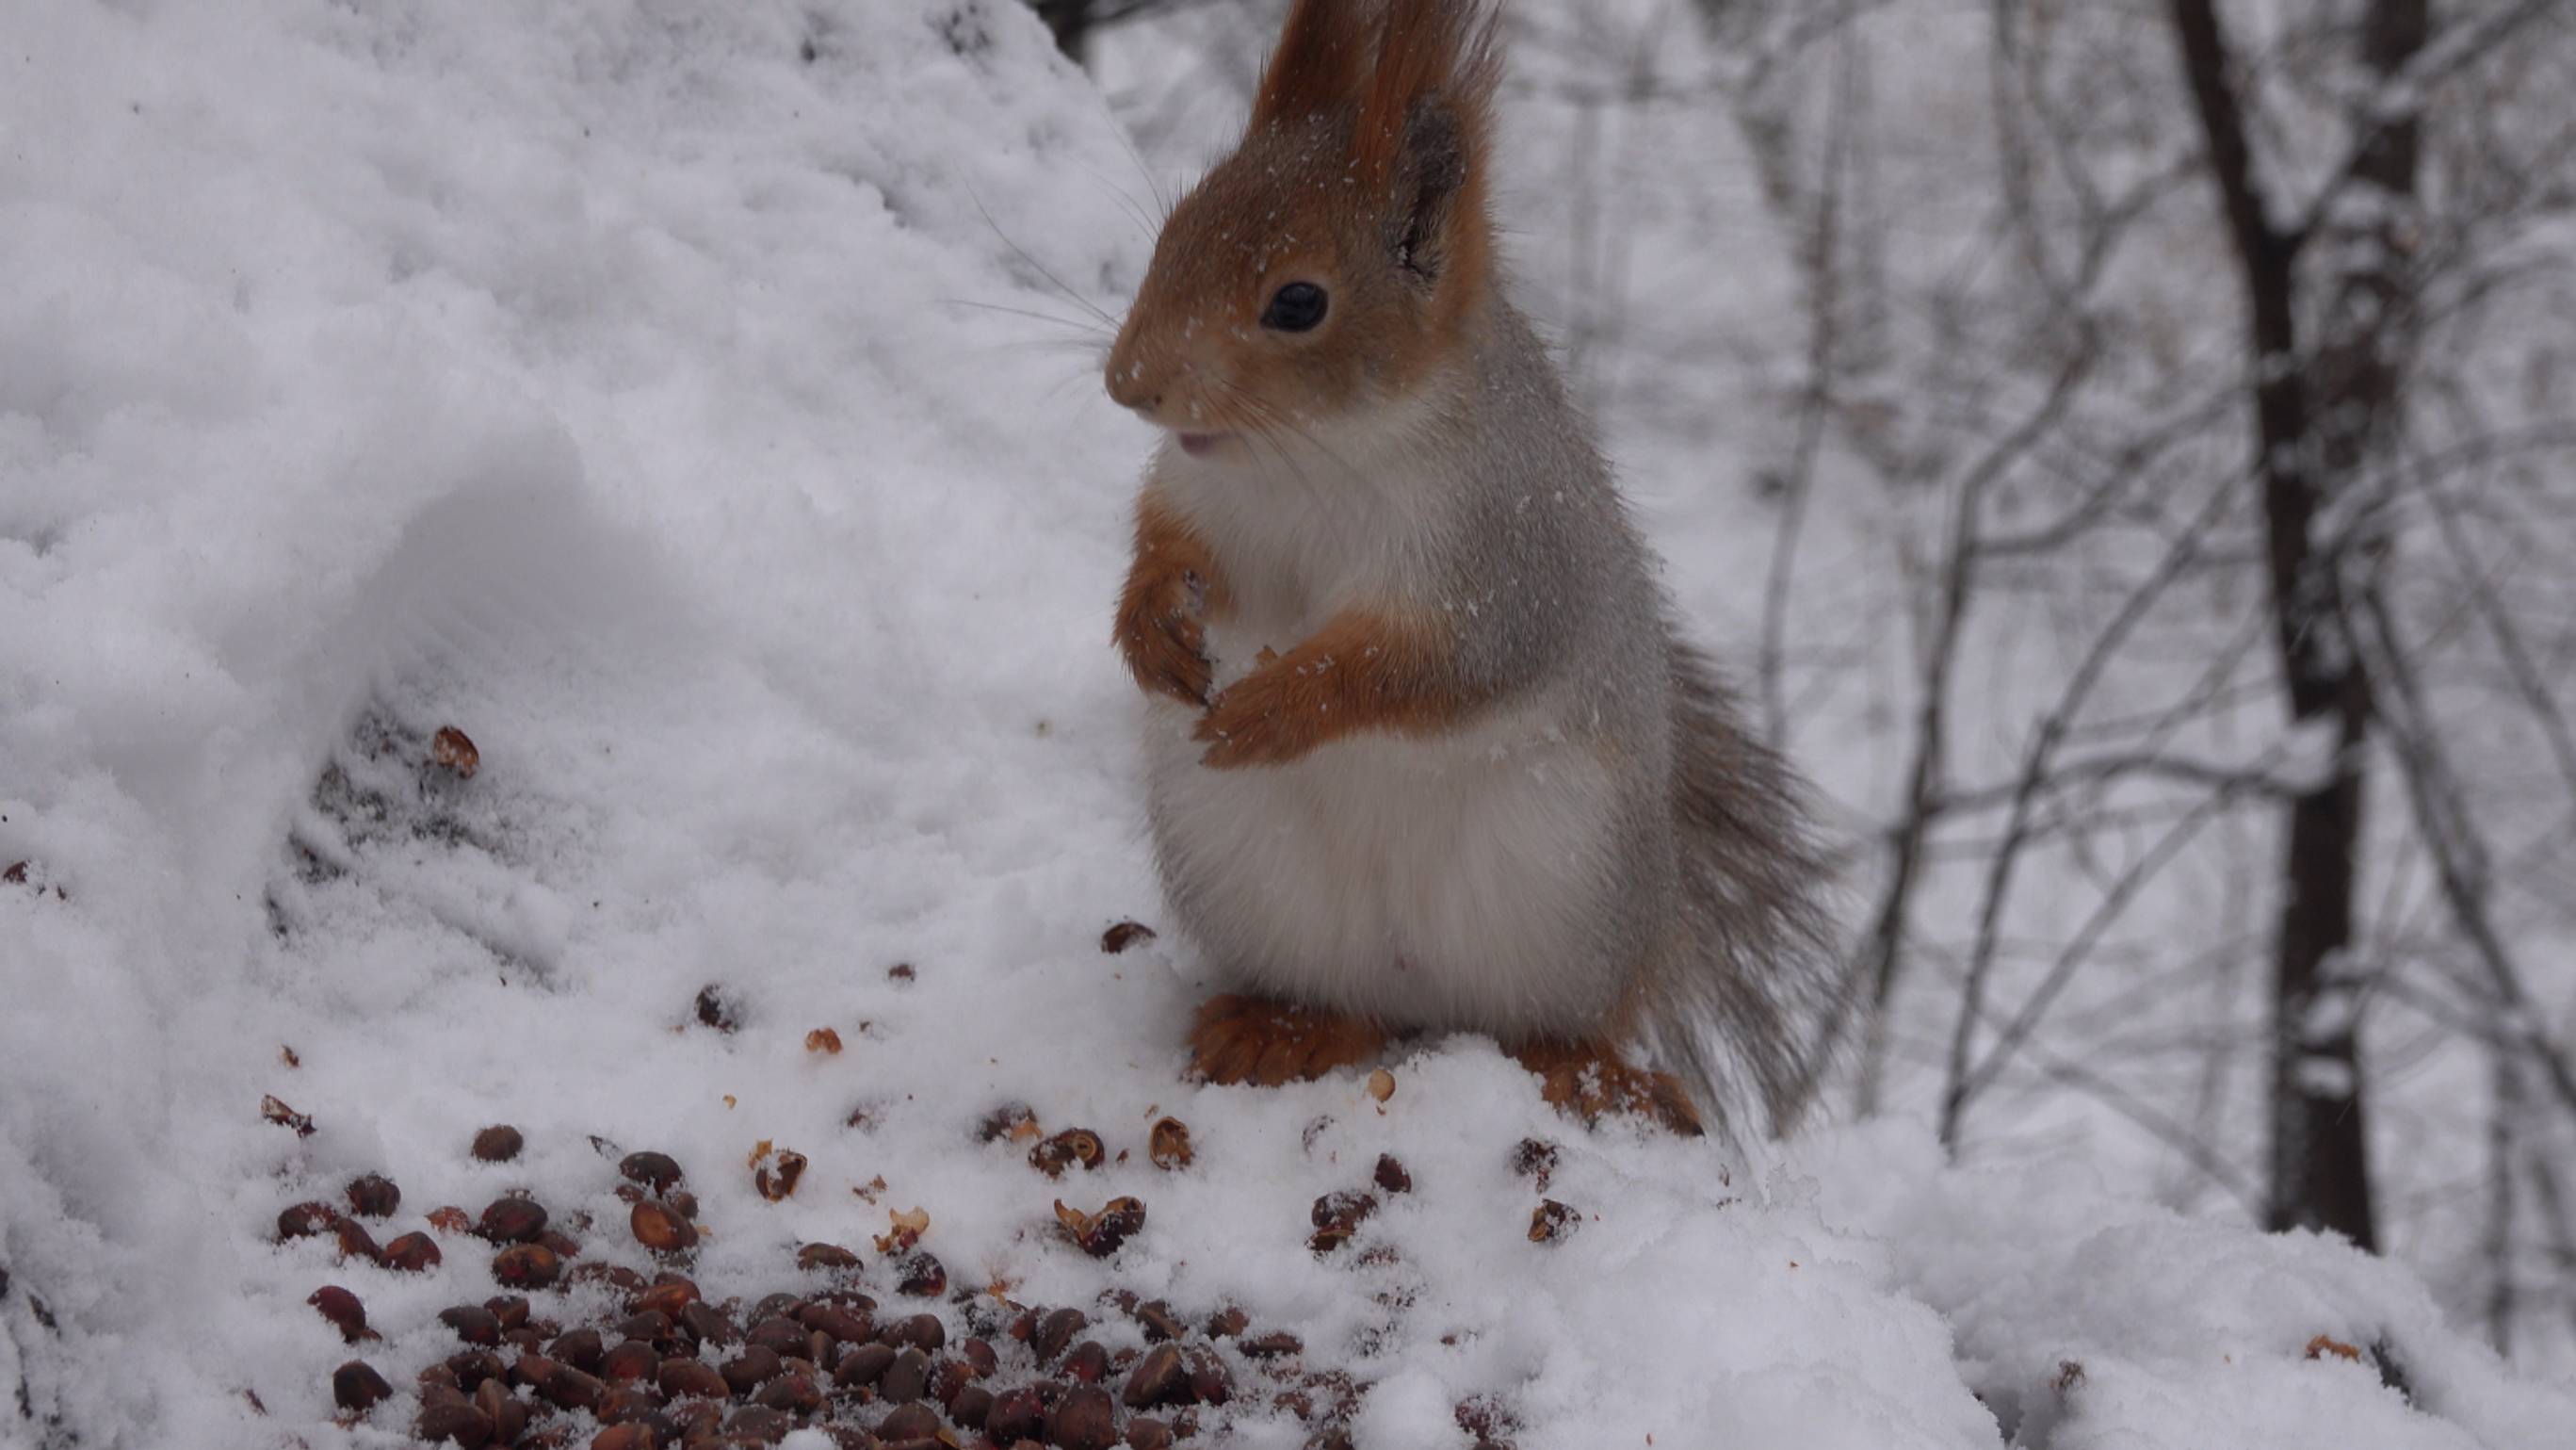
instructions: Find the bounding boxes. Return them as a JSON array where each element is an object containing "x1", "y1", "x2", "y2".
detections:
[{"x1": 1105, "y1": 0, "x2": 1503, "y2": 449}]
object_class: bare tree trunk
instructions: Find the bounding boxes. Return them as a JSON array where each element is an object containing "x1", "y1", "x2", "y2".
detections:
[{"x1": 2166, "y1": 0, "x2": 2429, "y2": 1252}]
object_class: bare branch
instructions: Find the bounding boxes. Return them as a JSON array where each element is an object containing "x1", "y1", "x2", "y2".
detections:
[
  {"x1": 2298, "y1": 0, "x2": 2569, "y2": 241},
  {"x1": 2353, "y1": 589, "x2": 2576, "y2": 1125},
  {"x1": 1757, "y1": 9, "x2": 1863, "y2": 748},
  {"x1": 1937, "y1": 465, "x2": 2234, "y2": 1148},
  {"x1": 1925, "y1": 751, "x2": 2300, "y2": 819},
  {"x1": 1851, "y1": 335, "x2": 2098, "y2": 1113}
]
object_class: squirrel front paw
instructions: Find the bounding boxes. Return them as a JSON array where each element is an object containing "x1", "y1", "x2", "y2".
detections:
[
  {"x1": 1192, "y1": 656, "x2": 1315, "y2": 769},
  {"x1": 1116, "y1": 567, "x2": 1213, "y2": 707},
  {"x1": 1193, "y1": 611, "x2": 1449, "y2": 769}
]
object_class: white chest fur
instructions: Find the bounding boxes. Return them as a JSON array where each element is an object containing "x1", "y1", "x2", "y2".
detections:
[
  {"x1": 1135, "y1": 394, "x2": 1636, "y2": 1039},
  {"x1": 1133, "y1": 430, "x2": 1617, "y2": 1030},
  {"x1": 1141, "y1": 683, "x2": 1626, "y2": 1039}
]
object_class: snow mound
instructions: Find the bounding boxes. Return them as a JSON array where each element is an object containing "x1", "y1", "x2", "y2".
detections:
[{"x1": 1, "y1": 1, "x2": 2566, "y2": 1446}]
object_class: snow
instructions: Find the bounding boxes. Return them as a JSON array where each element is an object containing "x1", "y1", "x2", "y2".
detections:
[
  {"x1": 2, "y1": 1, "x2": 2570, "y2": 1447},
  {"x1": 2277, "y1": 716, "x2": 2349, "y2": 796},
  {"x1": 1814, "y1": 1124, "x2": 2572, "y2": 1449},
  {"x1": 2297, "y1": 1056, "x2": 2361, "y2": 1100}
]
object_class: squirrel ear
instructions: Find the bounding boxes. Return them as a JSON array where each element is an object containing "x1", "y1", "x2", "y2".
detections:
[
  {"x1": 1249, "y1": 0, "x2": 1371, "y2": 132},
  {"x1": 1391, "y1": 102, "x2": 1470, "y2": 282},
  {"x1": 1358, "y1": 3, "x2": 1500, "y2": 287}
]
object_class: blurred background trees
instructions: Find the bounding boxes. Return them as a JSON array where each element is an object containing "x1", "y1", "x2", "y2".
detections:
[{"x1": 1029, "y1": 0, "x2": 2576, "y2": 1368}]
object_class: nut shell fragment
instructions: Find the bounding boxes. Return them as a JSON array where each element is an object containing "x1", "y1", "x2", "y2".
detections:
[
  {"x1": 1148, "y1": 1117, "x2": 1193, "y2": 1171},
  {"x1": 262, "y1": 1096, "x2": 317, "y2": 1137},
  {"x1": 1530, "y1": 1199, "x2": 1580, "y2": 1244},
  {"x1": 1101, "y1": 921, "x2": 1157, "y2": 953},
  {"x1": 873, "y1": 1205, "x2": 931, "y2": 1254},
  {"x1": 1055, "y1": 1197, "x2": 1147, "y2": 1258},
  {"x1": 750, "y1": 1143, "x2": 807, "y2": 1202},
  {"x1": 432, "y1": 726, "x2": 480, "y2": 778},
  {"x1": 977, "y1": 1102, "x2": 1042, "y2": 1144},
  {"x1": 1029, "y1": 1128, "x2": 1105, "y2": 1179}
]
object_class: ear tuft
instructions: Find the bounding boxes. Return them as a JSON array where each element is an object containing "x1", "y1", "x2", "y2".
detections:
[
  {"x1": 1350, "y1": 0, "x2": 1501, "y2": 196},
  {"x1": 1249, "y1": 0, "x2": 1372, "y2": 132}
]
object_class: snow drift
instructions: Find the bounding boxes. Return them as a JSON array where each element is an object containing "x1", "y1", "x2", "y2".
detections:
[{"x1": 0, "y1": 1, "x2": 2567, "y2": 1445}]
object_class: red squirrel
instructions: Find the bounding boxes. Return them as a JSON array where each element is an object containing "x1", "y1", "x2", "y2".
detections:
[{"x1": 1103, "y1": 0, "x2": 1836, "y2": 1138}]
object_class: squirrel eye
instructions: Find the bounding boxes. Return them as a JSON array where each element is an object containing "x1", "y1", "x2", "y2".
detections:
[{"x1": 1260, "y1": 282, "x2": 1329, "y2": 333}]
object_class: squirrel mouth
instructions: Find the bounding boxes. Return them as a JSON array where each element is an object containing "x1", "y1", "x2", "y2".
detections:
[{"x1": 1175, "y1": 431, "x2": 1231, "y2": 458}]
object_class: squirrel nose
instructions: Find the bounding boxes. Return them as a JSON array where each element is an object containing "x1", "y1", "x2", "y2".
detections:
[{"x1": 1104, "y1": 356, "x2": 1164, "y2": 417}]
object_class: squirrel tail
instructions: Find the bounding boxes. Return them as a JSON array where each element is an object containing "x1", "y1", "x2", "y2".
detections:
[{"x1": 1641, "y1": 639, "x2": 1849, "y2": 1143}]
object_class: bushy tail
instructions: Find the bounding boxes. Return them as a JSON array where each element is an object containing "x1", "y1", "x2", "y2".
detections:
[{"x1": 1642, "y1": 639, "x2": 1847, "y2": 1143}]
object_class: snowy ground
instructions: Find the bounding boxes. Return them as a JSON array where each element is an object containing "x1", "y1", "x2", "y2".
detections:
[{"x1": 3, "y1": 2, "x2": 2570, "y2": 1446}]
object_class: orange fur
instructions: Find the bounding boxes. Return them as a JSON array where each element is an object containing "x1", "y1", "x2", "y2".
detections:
[
  {"x1": 1191, "y1": 607, "x2": 1472, "y2": 769},
  {"x1": 1115, "y1": 496, "x2": 1230, "y2": 707},
  {"x1": 1248, "y1": 0, "x2": 1370, "y2": 131},
  {"x1": 1510, "y1": 1038, "x2": 1704, "y2": 1136},
  {"x1": 1352, "y1": 1, "x2": 1500, "y2": 192},
  {"x1": 1189, "y1": 993, "x2": 1388, "y2": 1086}
]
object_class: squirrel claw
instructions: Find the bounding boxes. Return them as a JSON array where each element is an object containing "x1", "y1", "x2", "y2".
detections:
[
  {"x1": 1187, "y1": 993, "x2": 1385, "y2": 1087},
  {"x1": 1512, "y1": 1039, "x2": 1704, "y2": 1137},
  {"x1": 1159, "y1": 665, "x2": 1210, "y2": 709}
]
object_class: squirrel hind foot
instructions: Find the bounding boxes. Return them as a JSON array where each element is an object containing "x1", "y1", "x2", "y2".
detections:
[
  {"x1": 1511, "y1": 1039, "x2": 1704, "y2": 1138},
  {"x1": 1187, "y1": 993, "x2": 1387, "y2": 1087}
]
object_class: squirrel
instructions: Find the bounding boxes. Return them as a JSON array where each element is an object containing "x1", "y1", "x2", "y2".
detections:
[{"x1": 1102, "y1": 0, "x2": 1838, "y2": 1139}]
